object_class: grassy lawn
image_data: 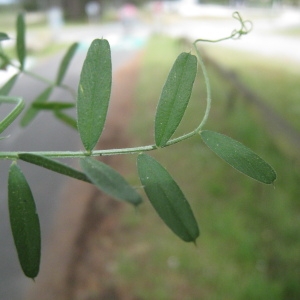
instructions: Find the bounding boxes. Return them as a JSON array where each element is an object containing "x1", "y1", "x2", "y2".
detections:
[
  {"x1": 115, "y1": 36, "x2": 300, "y2": 299},
  {"x1": 202, "y1": 44, "x2": 300, "y2": 133}
]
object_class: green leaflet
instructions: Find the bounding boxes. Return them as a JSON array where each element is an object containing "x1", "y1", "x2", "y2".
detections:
[
  {"x1": 80, "y1": 157, "x2": 142, "y2": 206},
  {"x1": 20, "y1": 86, "x2": 53, "y2": 127},
  {"x1": 32, "y1": 102, "x2": 75, "y2": 110},
  {"x1": 0, "y1": 32, "x2": 9, "y2": 41},
  {"x1": 54, "y1": 110, "x2": 77, "y2": 129},
  {"x1": 0, "y1": 96, "x2": 25, "y2": 134},
  {"x1": 0, "y1": 74, "x2": 19, "y2": 96},
  {"x1": 155, "y1": 52, "x2": 197, "y2": 147},
  {"x1": 77, "y1": 39, "x2": 112, "y2": 152},
  {"x1": 200, "y1": 130, "x2": 277, "y2": 184},
  {"x1": 56, "y1": 42, "x2": 79, "y2": 85},
  {"x1": 16, "y1": 13, "x2": 26, "y2": 70},
  {"x1": 137, "y1": 153, "x2": 199, "y2": 243},
  {"x1": 8, "y1": 162, "x2": 41, "y2": 279},
  {"x1": 19, "y1": 154, "x2": 91, "y2": 183}
]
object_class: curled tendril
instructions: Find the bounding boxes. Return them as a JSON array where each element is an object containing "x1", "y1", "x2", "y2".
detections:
[
  {"x1": 231, "y1": 11, "x2": 253, "y2": 39},
  {"x1": 192, "y1": 11, "x2": 252, "y2": 133},
  {"x1": 193, "y1": 11, "x2": 252, "y2": 45}
]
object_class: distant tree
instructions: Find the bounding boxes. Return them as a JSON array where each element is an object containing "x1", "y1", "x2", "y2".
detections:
[
  {"x1": 15, "y1": 0, "x2": 154, "y2": 19},
  {"x1": 61, "y1": 0, "x2": 149, "y2": 21},
  {"x1": 19, "y1": 0, "x2": 39, "y2": 11},
  {"x1": 60, "y1": 0, "x2": 92, "y2": 20}
]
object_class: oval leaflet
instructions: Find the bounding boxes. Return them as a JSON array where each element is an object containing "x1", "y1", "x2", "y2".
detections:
[
  {"x1": 200, "y1": 130, "x2": 277, "y2": 184},
  {"x1": 137, "y1": 153, "x2": 199, "y2": 243},
  {"x1": 8, "y1": 162, "x2": 41, "y2": 279},
  {"x1": 77, "y1": 39, "x2": 112, "y2": 152},
  {"x1": 80, "y1": 157, "x2": 142, "y2": 206},
  {"x1": 155, "y1": 52, "x2": 197, "y2": 147}
]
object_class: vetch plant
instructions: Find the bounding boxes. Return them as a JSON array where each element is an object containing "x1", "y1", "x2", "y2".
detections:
[{"x1": 0, "y1": 12, "x2": 276, "y2": 279}]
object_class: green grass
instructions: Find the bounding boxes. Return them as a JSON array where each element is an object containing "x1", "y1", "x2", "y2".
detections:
[
  {"x1": 114, "y1": 36, "x2": 300, "y2": 299},
  {"x1": 202, "y1": 45, "x2": 300, "y2": 132},
  {"x1": 275, "y1": 27, "x2": 300, "y2": 37}
]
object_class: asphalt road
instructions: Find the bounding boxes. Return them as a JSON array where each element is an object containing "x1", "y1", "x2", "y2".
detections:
[{"x1": 0, "y1": 23, "x2": 149, "y2": 300}]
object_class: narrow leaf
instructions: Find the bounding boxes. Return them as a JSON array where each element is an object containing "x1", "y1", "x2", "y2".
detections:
[
  {"x1": 56, "y1": 42, "x2": 79, "y2": 85},
  {"x1": 16, "y1": 13, "x2": 26, "y2": 70},
  {"x1": 20, "y1": 86, "x2": 53, "y2": 127},
  {"x1": 80, "y1": 157, "x2": 142, "y2": 206},
  {"x1": 19, "y1": 153, "x2": 91, "y2": 183},
  {"x1": 0, "y1": 74, "x2": 19, "y2": 96},
  {"x1": 0, "y1": 96, "x2": 25, "y2": 134},
  {"x1": 32, "y1": 102, "x2": 75, "y2": 110},
  {"x1": 54, "y1": 110, "x2": 77, "y2": 129},
  {"x1": 77, "y1": 39, "x2": 112, "y2": 151},
  {"x1": 200, "y1": 130, "x2": 277, "y2": 184},
  {"x1": 137, "y1": 153, "x2": 199, "y2": 242},
  {"x1": 0, "y1": 32, "x2": 10, "y2": 41},
  {"x1": 8, "y1": 162, "x2": 41, "y2": 279},
  {"x1": 155, "y1": 52, "x2": 197, "y2": 147}
]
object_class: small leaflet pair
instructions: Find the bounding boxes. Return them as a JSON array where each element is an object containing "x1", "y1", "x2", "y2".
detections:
[
  {"x1": 77, "y1": 40, "x2": 200, "y2": 243},
  {"x1": 137, "y1": 46, "x2": 276, "y2": 245}
]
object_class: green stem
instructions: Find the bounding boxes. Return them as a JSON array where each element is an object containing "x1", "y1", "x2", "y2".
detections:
[
  {"x1": 192, "y1": 43, "x2": 211, "y2": 132},
  {"x1": 6, "y1": 62, "x2": 76, "y2": 99},
  {"x1": 23, "y1": 69, "x2": 54, "y2": 84},
  {"x1": 23, "y1": 70, "x2": 76, "y2": 99},
  {"x1": 59, "y1": 83, "x2": 76, "y2": 99},
  {"x1": 0, "y1": 130, "x2": 205, "y2": 160}
]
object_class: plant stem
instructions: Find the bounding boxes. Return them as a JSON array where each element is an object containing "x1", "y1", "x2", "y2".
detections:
[
  {"x1": 193, "y1": 43, "x2": 211, "y2": 133},
  {"x1": 23, "y1": 70, "x2": 76, "y2": 99},
  {"x1": 0, "y1": 130, "x2": 205, "y2": 160},
  {"x1": 5, "y1": 62, "x2": 76, "y2": 99}
]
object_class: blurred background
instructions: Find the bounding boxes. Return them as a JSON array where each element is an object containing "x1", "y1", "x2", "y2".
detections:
[{"x1": 1, "y1": 0, "x2": 300, "y2": 299}]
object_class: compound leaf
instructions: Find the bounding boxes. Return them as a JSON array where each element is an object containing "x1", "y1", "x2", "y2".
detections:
[
  {"x1": 16, "y1": 13, "x2": 26, "y2": 70},
  {"x1": 200, "y1": 130, "x2": 277, "y2": 184},
  {"x1": 80, "y1": 157, "x2": 142, "y2": 206},
  {"x1": 19, "y1": 153, "x2": 91, "y2": 183},
  {"x1": 155, "y1": 52, "x2": 197, "y2": 147},
  {"x1": 77, "y1": 39, "x2": 112, "y2": 152},
  {"x1": 8, "y1": 162, "x2": 41, "y2": 279},
  {"x1": 137, "y1": 153, "x2": 199, "y2": 243},
  {"x1": 56, "y1": 42, "x2": 79, "y2": 85}
]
